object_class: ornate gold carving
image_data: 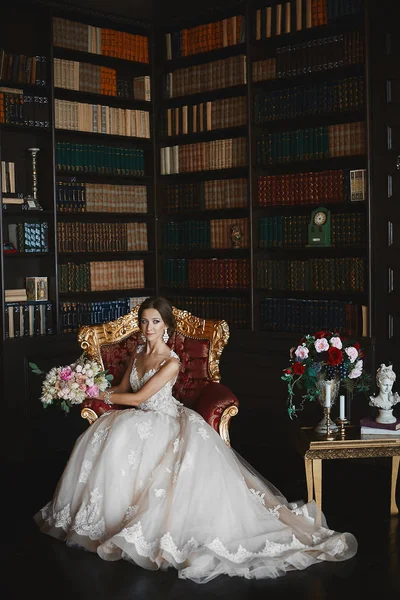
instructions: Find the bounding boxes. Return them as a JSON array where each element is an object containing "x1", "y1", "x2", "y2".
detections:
[
  {"x1": 306, "y1": 447, "x2": 400, "y2": 460},
  {"x1": 78, "y1": 304, "x2": 230, "y2": 384},
  {"x1": 219, "y1": 405, "x2": 239, "y2": 447},
  {"x1": 78, "y1": 310, "x2": 141, "y2": 367},
  {"x1": 81, "y1": 407, "x2": 98, "y2": 425}
]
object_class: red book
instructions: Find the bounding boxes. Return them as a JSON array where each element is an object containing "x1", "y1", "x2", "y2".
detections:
[{"x1": 360, "y1": 416, "x2": 400, "y2": 431}]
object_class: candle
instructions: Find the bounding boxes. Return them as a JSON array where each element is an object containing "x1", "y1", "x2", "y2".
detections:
[
  {"x1": 339, "y1": 394, "x2": 346, "y2": 420},
  {"x1": 325, "y1": 382, "x2": 331, "y2": 407}
]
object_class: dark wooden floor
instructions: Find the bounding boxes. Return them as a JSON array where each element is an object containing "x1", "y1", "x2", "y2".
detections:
[{"x1": 2, "y1": 417, "x2": 400, "y2": 600}]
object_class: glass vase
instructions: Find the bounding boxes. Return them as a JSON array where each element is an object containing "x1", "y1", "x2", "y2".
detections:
[{"x1": 314, "y1": 374, "x2": 340, "y2": 433}]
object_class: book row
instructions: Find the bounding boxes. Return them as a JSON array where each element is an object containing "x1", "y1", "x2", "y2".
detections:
[
  {"x1": 5, "y1": 277, "x2": 48, "y2": 303},
  {"x1": 59, "y1": 296, "x2": 150, "y2": 332},
  {"x1": 161, "y1": 258, "x2": 250, "y2": 289},
  {"x1": 55, "y1": 142, "x2": 145, "y2": 175},
  {"x1": 56, "y1": 181, "x2": 148, "y2": 213},
  {"x1": 57, "y1": 221, "x2": 148, "y2": 253},
  {"x1": 256, "y1": 122, "x2": 365, "y2": 165},
  {"x1": 4, "y1": 301, "x2": 53, "y2": 338},
  {"x1": 7, "y1": 223, "x2": 49, "y2": 253},
  {"x1": 1, "y1": 160, "x2": 15, "y2": 194},
  {"x1": 164, "y1": 55, "x2": 247, "y2": 98},
  {"x1": 161, "y1": 96, "x2": 247, "y2": 138},
  {"x1": 58, "y1": 260, "x2": 145, "y2": 293},
  {"x1": 54, "y1": 99, "x2": 150, "y2": 138},
  {"x1": 168, "y1": 295, "x2": 249, "y2": 330},
  {"x1": 255, "y1": 0, "x2": 363, "y2": 41},
  {"x1": 165, "y1": 15, "x2": 245, "y2": 60},
  {"x1": 254, "y1": 76, "x2": 364, "y2": 123},
  {"x1": 257, "y1": 168, "x2": 366, "y2": 205},
  {"x1": 53, "y1": 17, "x2": 149, "y2": 63},
  {"x1": 160, "y1": 137, "x2": 247, "y2": 174},
  {"x1": 59, "y1": 298, "x2": 131, "y2": 332},
  {"x1": 252, "y1": 31, "x2": 364, "y2": 82},
  {"x1": 163, "y1": 178, "x2": 248, "y2": 212},
  {"x1": 54, "y1": 58, "x2": 151, "y2": 101},
  {"x1": 0, "y1": 88, "x2": 50, "y2": 128},
  {"x1": 162, "y1": 217, "x2": 249, "y2": 250},
  {"x1": 117, "y1": 77, "x2": 151, "y2": 102},
  {"x1": 259, "y1": 297, "x2": 366, "y2": 336},
  {"x1": 256, "y1": 257, "x2": 365, "y2": 292},
  {"x1": 258, "y1": 212, "x2": 366, "y2": 248},
  {"x1": 0, "y1": 50, "x2": 47, "y2": 86}
]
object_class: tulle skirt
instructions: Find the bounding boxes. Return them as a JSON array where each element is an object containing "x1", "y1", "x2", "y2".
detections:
[{"x1": 34, "y1": 406, "x2": 357, "y2": 583}]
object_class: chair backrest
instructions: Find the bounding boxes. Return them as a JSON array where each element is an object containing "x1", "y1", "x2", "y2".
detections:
[{"x1": 78, "y1": 305, "x2": 230, "y2": 406}]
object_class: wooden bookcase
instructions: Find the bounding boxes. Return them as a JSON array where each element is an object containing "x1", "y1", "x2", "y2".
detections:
[
  {"x1": 155, "y1": 6, "x2": 253, "y2": 330},
  {"x1": 155, "y1": 0, "x2": 369, "y2": 339},
  {"x1": 1, "y1": 0, "x2": 399, "y2": 460}
]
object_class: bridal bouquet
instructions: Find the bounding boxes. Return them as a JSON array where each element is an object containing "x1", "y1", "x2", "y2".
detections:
[
  {"x1": 30, "y1": 353, "x2": 113, "y2": 413},
  {"x1": 281, "y1": 330, "x2": 371, "y2": 419}
]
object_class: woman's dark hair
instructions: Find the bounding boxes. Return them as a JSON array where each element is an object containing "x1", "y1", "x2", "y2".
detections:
[{"x1": 138, "y1": 296, "x2": 176, "y2": 335}]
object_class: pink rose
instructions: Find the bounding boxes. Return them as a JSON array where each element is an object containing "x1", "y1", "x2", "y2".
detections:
[
  {"x1": 60, "y1": 366, "x2": 73, "y2": 381},
  {"x1": 294, "y1": 345, "x2": 309, "y2": 360},
  {"x1": 86, "y1": 384, "x2": 99, "y2": 398},
  {"x1": 345, "y1": 347, "x2": 358, "y2": 363},
  {"x1": 349, "y1": 368, "x2": 362, "y2": 379},
  {"x1": 314, "y1": 338, "x2": 329, "y2": 353},
  {"x1": 330, "y1": 336, "x2": 342, "y2": 350}
]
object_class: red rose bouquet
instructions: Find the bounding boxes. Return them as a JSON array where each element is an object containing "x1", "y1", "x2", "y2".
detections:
[{"x1": 282, "y1": 331, "x2": 371, "y2": 418}]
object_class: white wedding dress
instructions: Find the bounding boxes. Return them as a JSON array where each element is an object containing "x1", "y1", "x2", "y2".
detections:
[{"x1": 35, "y1": 346, "x2": 357, "y2": 583}]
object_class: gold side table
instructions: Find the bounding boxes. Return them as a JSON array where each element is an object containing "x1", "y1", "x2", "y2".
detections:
[{"x1": 299, "y1": 427, "x2": 400, "y2": 516}]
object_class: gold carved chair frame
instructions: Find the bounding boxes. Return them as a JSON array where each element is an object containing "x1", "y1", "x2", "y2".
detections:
[{"x1": 78, "y1": 305, "x2": 238, "y2": 445}]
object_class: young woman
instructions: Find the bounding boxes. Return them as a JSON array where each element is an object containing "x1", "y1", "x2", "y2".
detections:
[{"x1": 35, "y1": 296, "x2": 357, "y2": 583}]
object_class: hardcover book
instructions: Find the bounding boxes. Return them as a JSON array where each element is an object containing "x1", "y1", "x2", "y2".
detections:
[{"x1": 360, "y1": 416, "x2": 400, "y2": 431}]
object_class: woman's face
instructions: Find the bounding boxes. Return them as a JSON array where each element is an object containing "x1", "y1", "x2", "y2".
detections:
[
  {"x1": 379, "y1": 378, "x2": 393, "y2": 394},
  {"x1": 140, "y1": 308, "x2": 166, "y2": 342}
]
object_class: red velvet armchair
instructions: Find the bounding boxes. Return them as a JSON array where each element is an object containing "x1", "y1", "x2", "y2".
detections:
[{"x1": 78, "y1": 305, "x2": 239, "y2": 446}]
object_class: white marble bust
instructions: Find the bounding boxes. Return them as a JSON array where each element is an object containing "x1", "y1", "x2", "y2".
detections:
[{"x1": 369, "y1": 364, "x2": 400, "y2": 423}]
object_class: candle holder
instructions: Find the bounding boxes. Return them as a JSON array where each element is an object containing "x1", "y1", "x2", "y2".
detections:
[
  {"x1": 25, "y1": 147, "x2": 43, "y2": 211},
  {"x1": 336, "y1": 417, "x2": 349, "y2": 438},
  {"x1": 324, "y1": 406, "x2": 337, "y2": 440}
]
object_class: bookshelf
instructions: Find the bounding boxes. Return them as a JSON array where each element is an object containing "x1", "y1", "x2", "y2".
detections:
[
  {"x1": 155, "y1": 5, "x2": 254, "y2": 330},
  {"x1": 0, "y1": 4, "x2": 56, "y2": 345},
  {"x1": 250, "y1": 0, "x2": 368, "y2": 337},
  {"x1": 154, "y1": 0, "x2": 369, "y2": 336},
  {"x1": 52, "y1": 7, "x2": 155, "y2": 334},
  {"x1": 1, "y1": 0, "x2": 399, "y2": 457}
]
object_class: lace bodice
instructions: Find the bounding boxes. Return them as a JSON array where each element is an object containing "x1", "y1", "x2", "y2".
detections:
[{"x1": 129, "y1": 345, "x2": 183, "y2": 418}]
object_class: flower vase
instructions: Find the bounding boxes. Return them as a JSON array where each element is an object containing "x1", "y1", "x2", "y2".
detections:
[{"x1": 314, "y1": 374, "x2": 340, "y2": 434}]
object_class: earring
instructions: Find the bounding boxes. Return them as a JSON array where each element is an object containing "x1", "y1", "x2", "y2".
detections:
[
  {"x1": 163, "y1": 328, "x2": 169, "y2": 343},
  {"x1": 141, "y1": 333, "x2": 146, "y2": 343}
]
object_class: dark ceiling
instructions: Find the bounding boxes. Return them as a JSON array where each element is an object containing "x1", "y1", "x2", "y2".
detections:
[
  {"x1": 56, "y1": 0, "x2": 242, "y2": 23},
  {"x1": 59, "y1": 0, "x2": 154, "y2": 21}
]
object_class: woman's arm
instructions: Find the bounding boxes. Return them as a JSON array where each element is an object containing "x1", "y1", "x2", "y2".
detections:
[{"x1": 98, "y1": 358, "x2": 180, "y2": 407}]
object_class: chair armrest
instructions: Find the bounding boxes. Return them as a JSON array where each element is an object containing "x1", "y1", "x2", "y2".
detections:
[
  {"x1": 193, "y1": 382, "x2": 239, "y2": 446},
  {"x1": 80, "y1": 398, "x2": 120, "y2": 423}
]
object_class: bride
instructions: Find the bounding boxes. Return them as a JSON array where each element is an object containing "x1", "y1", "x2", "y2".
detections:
[{"x1": 35, "y1": 296, "x2": 357, "y2": 583}]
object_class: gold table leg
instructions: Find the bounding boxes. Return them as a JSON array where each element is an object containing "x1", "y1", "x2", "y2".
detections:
[
  {"x1": 312, "y1": 459, "x2": 322, "y2": 515},
  {"x1": 305, "y1": 458, "x2": 314, "y2": 502},
  {"x1": 390, "y1": 455, "x2": 400, "y2": 516}
]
